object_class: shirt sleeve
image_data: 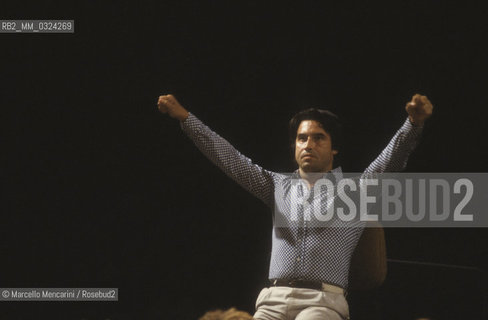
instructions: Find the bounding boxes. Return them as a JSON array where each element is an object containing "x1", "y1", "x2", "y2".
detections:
[
  {"x1": 363, "y1": 118, "x2": 423, "y2": 174},
  {"x1": 180, "y1": 113, "x2": 275, "y2": 207}
]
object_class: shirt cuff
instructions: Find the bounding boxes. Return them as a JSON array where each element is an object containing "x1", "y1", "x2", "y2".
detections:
[
  {"x1": 401, "y1": 117, "x2": 423, "y2": 139},
  {"x1": 180, "y1": 112, "x2": 202, "y2": 135}
]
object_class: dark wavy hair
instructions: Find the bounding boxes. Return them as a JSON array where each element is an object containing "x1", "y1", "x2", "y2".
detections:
[{"x1": 288, "y1": 108, "x2": 343, "y2": 167}]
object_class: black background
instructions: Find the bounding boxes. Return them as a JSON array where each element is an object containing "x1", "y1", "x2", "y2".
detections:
[{"x1": 1, "y1": 1, "x2": 488, "y2": 319}]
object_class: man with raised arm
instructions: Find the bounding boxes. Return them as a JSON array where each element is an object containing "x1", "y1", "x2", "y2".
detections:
[{"x1": 157, "y1": 94, "x2": 433, "y2": 320}]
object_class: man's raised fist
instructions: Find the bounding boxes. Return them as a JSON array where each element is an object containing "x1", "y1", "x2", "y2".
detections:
[
  {"x1": 406, "y1": 94, "x2": 433, "y2": 126},
  {"x1": 157, "y1": 94, "x2": 189, "y2": 121}
]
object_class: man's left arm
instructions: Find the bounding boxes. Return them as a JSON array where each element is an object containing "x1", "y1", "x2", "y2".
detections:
[{"x1": 364, "y1": 94, "x2": 433, "y2": 173}]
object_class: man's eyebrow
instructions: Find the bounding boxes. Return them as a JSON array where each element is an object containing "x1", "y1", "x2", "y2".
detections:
[
  {"x1": 296, "y1": 132, "x2": 327, "y2": 138},
  {"x1": 310, "y1": 132, "x2": 327, "y2": 137}
]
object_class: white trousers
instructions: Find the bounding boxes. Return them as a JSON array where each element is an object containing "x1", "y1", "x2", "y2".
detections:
[{"x1": 253, "y1": 286, "x2": 350, "y2": 320}]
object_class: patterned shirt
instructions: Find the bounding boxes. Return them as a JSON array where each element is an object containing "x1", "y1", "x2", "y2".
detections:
[{"x1": 181, "y1": 113, "x2": 422, "y2": 289}]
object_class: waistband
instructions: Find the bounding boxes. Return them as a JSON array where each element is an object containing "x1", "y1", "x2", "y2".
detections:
[{"x1": 270, "y1": 279, "x2": 344, "y2": 294}]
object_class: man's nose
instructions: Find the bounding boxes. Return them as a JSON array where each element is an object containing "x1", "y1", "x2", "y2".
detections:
[{"x1": 304, "y1": 137, "x2": 315, "y2": 149}]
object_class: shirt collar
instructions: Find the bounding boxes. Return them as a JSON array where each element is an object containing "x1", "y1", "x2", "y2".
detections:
[{"x1": 293, "y1": 166, "x2": 344, "y2": 182}]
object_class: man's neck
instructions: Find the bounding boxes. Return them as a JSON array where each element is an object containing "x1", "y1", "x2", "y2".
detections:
[{"x1": 298, "y1": 168, "x2": 331, "y2": 188}]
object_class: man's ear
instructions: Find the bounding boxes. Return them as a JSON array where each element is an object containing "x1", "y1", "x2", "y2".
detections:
[{"x1": 332, "y1": 150, "x2": 338, "y2": 155}]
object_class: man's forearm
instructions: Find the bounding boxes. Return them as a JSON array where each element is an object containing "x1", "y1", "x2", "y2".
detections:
[
  {"x1": 364, "y1": 117, "x2": 423, "y2": 174},
  {"x1": 180, "y1": 113, "x2": 274, "y2": 207}
]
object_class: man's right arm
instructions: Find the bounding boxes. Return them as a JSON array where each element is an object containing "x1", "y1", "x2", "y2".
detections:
[{"x1": 157, "y1": 94, "x2": 274, "y2": 207}]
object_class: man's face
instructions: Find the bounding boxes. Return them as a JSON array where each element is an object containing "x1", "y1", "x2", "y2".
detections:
[{"x1": 295, "y1": 120, "x2": 338, "y2": 173}]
